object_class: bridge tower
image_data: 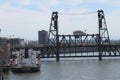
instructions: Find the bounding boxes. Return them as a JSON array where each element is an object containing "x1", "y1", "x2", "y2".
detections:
[
  {"x1": 98, "y1": 10, "x2": 111, "y2": 60},
  {"x1": 48, "y1": 12, "x2": 59, "y2": 61},
  {"x1": 47, "y1": 10, "x2": 111, "y2": 61}
]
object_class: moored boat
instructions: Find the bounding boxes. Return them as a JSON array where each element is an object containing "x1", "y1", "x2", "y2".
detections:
[
  {"x1": 11, "y1": 64, "x2": 40, "y2": 73},
  {"x1": 11, "y1": 48, "x2": 40, "y2": 73}
]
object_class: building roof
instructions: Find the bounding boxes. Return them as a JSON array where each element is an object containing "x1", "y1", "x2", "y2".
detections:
[{"x1": 73, "y1": 30, "x2": 83, "y2": 33}]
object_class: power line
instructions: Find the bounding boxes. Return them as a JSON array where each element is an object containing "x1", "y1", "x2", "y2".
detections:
[{"x1": 58, "y1": 11, "x2": 97, "y2": 15}]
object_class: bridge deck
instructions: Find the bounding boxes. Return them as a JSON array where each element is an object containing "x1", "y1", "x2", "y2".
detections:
[{"x1": 11, "y1": 45, "x2": 120, "y2": 59}]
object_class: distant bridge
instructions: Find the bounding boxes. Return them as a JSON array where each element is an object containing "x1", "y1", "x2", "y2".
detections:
[{"x1": 11, "y1": 10, "x2": 120, "y2": 61}]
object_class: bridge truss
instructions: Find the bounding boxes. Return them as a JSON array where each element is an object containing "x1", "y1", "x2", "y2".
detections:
[
  {"x1": 11, "y1": 10, "x2": 120, "y2": 61},
  {"x1": 43, "y1": 10, "x2": 120, "y2": 61}
]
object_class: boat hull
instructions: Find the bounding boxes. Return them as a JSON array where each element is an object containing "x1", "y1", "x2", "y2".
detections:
[{"x1": 12, "y1": 66, "x2": 40, "y2": 73}]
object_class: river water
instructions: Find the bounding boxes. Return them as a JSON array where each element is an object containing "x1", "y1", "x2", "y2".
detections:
[{"x1": 4, "y1": 58, "x2": 120, "y2": 80}]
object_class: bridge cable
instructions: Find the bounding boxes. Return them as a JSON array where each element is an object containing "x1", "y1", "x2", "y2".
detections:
[{"x1": 58, "y1": 11, "x2": 97, "y2": 15}]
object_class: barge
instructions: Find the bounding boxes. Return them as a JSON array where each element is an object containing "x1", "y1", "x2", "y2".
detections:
[{"x1": 11, "y1": 48, "x2": 40, "y2": 73}]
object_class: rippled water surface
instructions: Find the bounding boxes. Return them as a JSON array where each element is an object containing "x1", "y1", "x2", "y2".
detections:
[{"x1": 4, "y1": 58, "x2": 120, "y2": 80}]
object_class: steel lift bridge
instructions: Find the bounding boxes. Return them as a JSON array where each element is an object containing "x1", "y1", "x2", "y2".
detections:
[
  {"x1": 40, "y1": 10, "x2": 120, "y2": 61},
  {"x1": 11, "y1": 10, "x2": 120, "y2": 61}
]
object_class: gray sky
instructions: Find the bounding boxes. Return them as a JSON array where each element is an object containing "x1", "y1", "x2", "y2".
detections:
[{"x1": 0, "y1": 0, "x2": 120, "y2": 40}]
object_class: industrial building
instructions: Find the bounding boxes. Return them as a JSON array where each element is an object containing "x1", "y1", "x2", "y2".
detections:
[
  {"x1": 38, "y1": 30, "x2": 48, "y2": 45},
  {"x1": 9, "y1": 38, "x2": 24, "y2": 46}
]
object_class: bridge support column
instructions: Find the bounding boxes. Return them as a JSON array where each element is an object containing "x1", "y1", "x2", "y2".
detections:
[
  {"x1": 56, "y1": 54, "x2": 59, "y2": 61},
  {"x1": 56, "y1": 35, "x2": 60, "y2": 61},
  {"x1": 98, "y1": 45, "x2": 102, "y2": 61},
  {"x1": 99, "y1": 52, "x2": 102, "y2": 61}
]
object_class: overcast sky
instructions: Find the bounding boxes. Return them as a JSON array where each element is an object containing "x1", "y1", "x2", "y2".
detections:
[{"x1": 0, "y1": 0, "x2": 120, "y2": 40}]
